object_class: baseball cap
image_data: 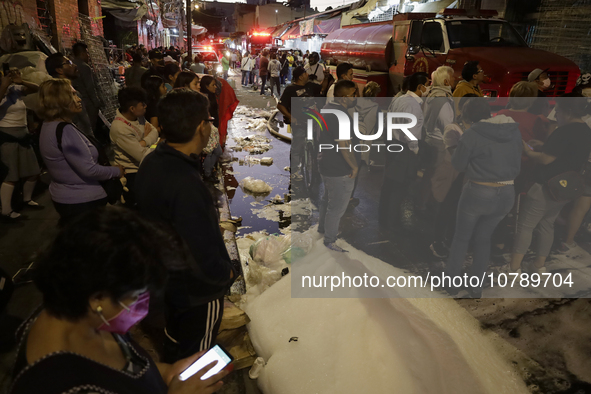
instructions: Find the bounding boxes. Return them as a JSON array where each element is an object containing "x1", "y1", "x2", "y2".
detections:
[
  {"x1": 148, "y1": 50, "x2": 164, "y2": 60},
  {"x1": 528, "y1": 68, "x2": 549, "y2": 82},
  {"x1": 163, "y1": 56, "x2": 176, "y2": 63}
]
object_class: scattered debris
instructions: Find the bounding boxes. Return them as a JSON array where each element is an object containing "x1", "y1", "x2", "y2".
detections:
[
  {"x1": 240, "y1": 177, "x2": 273, "y2": 194},
  {"x1": 234, "y1": 106, "x2": 274, "y2": 119},
  {"x1": 252, "y1": 202, "x2": 291, "y2": 222},
  {"x1": 260, "y1": 157, "x2": 273, "y2": 165},
  {"x1": 284, "y1": 166, "x2": 290, "y2": 172},
  {"x1": 232, "y1": 135, "x2": 272, "y2": 155}
]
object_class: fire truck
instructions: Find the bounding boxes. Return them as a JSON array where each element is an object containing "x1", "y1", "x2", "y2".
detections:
[
  {"x1": 246, "y1": 30, "x2": 273, "y2": 54},
  {"x1": 321, "y1": 10, "x2": 580, "y2": 98}
]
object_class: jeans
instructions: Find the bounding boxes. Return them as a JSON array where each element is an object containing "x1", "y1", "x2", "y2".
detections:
[
  {"x1": 432, "y1": 173, "x2": 464, "y2": 243},
  {"x1": 223, "y1": 70, "x2": 229, "y2": 80},
  {"x1": 270, "y1": 76, "x2": 281, "y2": 96},
  {"x1": 287, "y1": 66, "x2": 292, "y2": 82},
  {"x1": 290, "y1": 124, "x2": 305, "y2": 171},
  {"x1": 446, "y1": 182, "x2": 514, "y2": 281},
  {"x1": 260, "y1": 75, "x2": 268, "y2": 95},
  {"x1": 351, "y1": 159, "x2": 364, "y2": 199},
  {"x1": 513, "y1": 182, "x2": 568, "y2": 257},
  {"x1": 203, "y1": 145, "x2": 222, "y2": 177},
  {"x1": 319, "y1": 175, "x2": 355, "y2": 244},
  {"x1": 241, "y1": 70, "x2": 250, "y2": 86}
]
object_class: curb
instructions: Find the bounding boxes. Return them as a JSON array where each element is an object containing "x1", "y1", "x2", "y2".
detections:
[{"x1": 216, "y1": 166, "x2": 246, "y2": 296}]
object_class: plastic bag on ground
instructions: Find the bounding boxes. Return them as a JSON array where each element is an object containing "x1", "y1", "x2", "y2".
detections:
[{"x1": 249, "y1": 234, "x2": 291, "y2": 268}]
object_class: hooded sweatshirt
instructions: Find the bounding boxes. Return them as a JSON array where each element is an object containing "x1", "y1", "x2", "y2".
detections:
[{"x1": 452, "y1": 115, "x2": 522, "y2": 183}]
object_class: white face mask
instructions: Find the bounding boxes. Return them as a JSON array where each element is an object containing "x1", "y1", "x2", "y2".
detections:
[
  {"x1": 582, "y1": 88, "x2": 591, "y2": 98},
  {"x1": 423, "y1": 86, "x2": 431, "y2": 97},
  {"x1": 541, "y1": 78, "x2": 551, "y2": 88}
]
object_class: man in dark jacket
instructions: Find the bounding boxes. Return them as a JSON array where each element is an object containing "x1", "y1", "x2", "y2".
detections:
[
  {"x1": 140, "y1": 50, "x2": 165, "y2": 87},
  {"x1": 136, "y1": 89, "x2": 236, "y2": 362},
  {"x1": 71, "y1": 42, "x2": 102, "y2": 134}
]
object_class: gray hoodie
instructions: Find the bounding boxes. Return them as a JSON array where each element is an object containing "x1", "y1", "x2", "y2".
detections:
[{"x1": 452, "y1": 115, "x2": 522, "y2": 182}]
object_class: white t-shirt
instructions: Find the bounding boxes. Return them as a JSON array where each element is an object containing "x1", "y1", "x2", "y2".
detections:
[
  {"x1": 305, "y1": 63, "x2": 324, "y2": 85},
  {"x1": 0, "y1": 84, "x2": 27, "y2": 128},
  {"x1": 326, "y1": 84, "x2": 335, "y2": 104}
]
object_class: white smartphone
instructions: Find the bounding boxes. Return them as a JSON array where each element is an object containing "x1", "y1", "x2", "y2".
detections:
[{"x1": 179, "y1": 345, "x2": 233, "y2": 381}]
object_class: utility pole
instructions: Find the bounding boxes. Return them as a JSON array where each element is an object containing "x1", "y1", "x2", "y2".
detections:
[
  {"x1": 187, "y1": 0, "x2": 192, "y2": 64},
  {"x1": 179, "y1": 0, "x2": 185, "y2": 50}
]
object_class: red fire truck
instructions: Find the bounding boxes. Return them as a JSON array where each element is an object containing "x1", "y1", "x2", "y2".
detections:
[
  {"x1": 246, "y1": 30, "x2": 273, "y2": 54},
  {"x1": 321, "y1": 10, "x2": 580, "y2": 98}
]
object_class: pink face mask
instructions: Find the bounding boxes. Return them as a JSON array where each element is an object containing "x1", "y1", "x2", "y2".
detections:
[{"x1": 98, "y1": 292, "x2": 150, "y2": 335}]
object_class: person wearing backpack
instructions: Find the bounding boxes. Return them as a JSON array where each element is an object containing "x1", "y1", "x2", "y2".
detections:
[{"x1": 38, "y1": 79, "x2": 123, "y2": 225}]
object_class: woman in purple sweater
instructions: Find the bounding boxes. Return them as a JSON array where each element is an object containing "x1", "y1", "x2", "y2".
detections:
[{"x1": 38, "y1": 79, "x2": 122, "y2": 224}]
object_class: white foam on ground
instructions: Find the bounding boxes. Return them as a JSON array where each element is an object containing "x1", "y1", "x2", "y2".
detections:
[
  {"x1": 240, "y1": 177, "x2": 272, "y2": 194},
  {"x1": 241, "y1": 230, "x2": 530, "y2": 394}
]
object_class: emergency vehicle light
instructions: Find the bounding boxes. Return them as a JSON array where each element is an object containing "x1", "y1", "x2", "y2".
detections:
[{"x1": 253, "y1": 32, "x2": 271, "y2": 36}]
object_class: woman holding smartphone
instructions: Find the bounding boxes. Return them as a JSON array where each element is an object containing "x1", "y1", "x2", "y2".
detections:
[
  {"x1": 0, "y1": 68, "x2": 41, "y2": 221},
  {"x1": 10, "y1": 207, "x2": 229, "y2": 394}
]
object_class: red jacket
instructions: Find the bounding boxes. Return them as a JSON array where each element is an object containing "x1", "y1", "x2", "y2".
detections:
[{"x1": 217, "y1": 78, "x2": 239, "y2": 146}]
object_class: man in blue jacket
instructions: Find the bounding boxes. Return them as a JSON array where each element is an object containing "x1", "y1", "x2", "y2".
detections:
[{"x1": 136, "y1": 89, "x2": 236, "y2": 362}]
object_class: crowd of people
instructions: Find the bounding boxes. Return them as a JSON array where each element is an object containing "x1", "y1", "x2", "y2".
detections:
[
  {"x1": 238, "y1": 48, "x2": 317, "y2": 96},
  {"x1": 1, "y1": 35, "x2": 591, "y2": 391},
  {"x1": 0, "y1": 41, "x2": 241, "y2": 393},
  {"x1": 277, "y1": 57, "x2": 591, "y2": 298}
]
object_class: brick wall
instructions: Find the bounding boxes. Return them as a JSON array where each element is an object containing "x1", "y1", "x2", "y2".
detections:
[
  {"x1": 49, "y1": 0, "x2": 104, "y2": 51},
  {"x1": 0, "y1": 0, "x2": 39, "y2": 31}
]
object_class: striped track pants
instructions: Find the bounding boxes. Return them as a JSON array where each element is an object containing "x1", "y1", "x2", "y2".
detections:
[{"x1": 164, "y1": 297, "x2": 224, "y2": 361}]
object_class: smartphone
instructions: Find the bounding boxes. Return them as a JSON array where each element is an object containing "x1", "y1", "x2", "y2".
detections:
[
  {"x1": 2, "y1": 63, "x2": 9, "y2": 74},
  {"x1": 179, "y1": 345, "x2": 233, "y2": 381}
]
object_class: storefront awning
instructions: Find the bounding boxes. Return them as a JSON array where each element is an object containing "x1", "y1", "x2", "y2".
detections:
[
  {"x1": 315, "y1": 17, "x2": 341, "y2": 35},
  {"x1": 281, "y1": 24, "x2": 300, "y2": 40},
  {"x1": 272, "y1": 24, "x2": 291, "y2": 38},
  {"x1": 101, "y1": 0, "x2": 147, "y2": 21},
  {"x1": 192, "y1": 26, "x2": 208, "y2": 35}
]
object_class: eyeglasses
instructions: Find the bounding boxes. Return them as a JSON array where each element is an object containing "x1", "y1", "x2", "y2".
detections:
[
  {"x1": 61, "y1": 60, "x2": 73, "y2": 66},
  {"x1": 477, "y1": 69, "x2": 484, "y2": 74}
]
